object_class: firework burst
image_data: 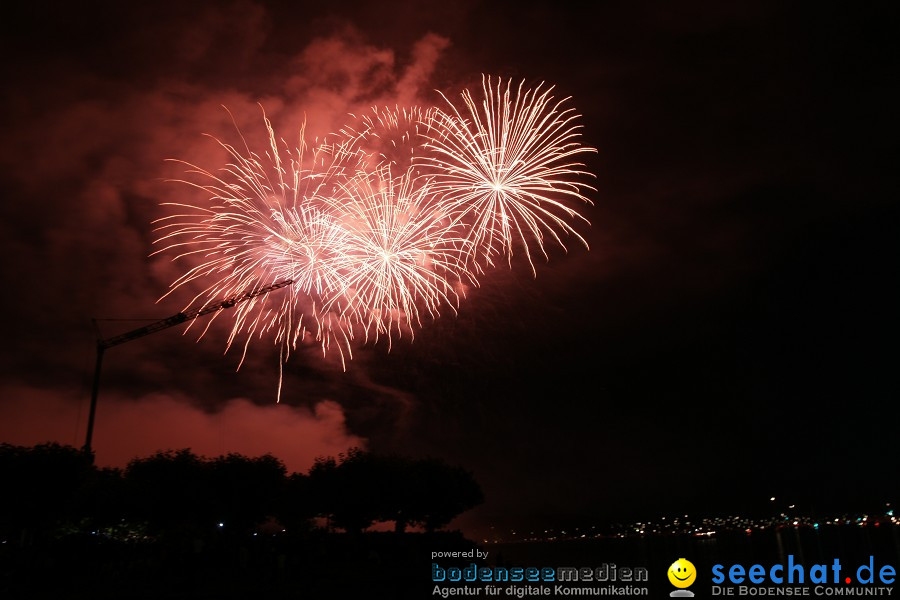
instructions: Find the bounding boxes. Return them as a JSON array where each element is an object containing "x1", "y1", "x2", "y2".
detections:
[
  {"x1": 155, "y1": 77, "x2": 596, "y2": 388},
  {"x1": 333, "y1": 105, "x2": 438, "y2": 175},
  {"x1": 420, "y1": 75, "x2": 596, "y2": 273},
  {"x1": 321, "y1": 166, "x2": 473, "y2": 347},
  {"x1": 155, "y1": 109, "x2": 474, "y2": 374},
  {"x1": 153, "y1": 109, "x2": 355, "y2": 369}
]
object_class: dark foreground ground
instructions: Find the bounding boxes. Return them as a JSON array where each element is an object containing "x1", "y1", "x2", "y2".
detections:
[
  {"x1": 1, "y1": 530, "x2": 473, "y2": 599},
  {"x1": 2, "y1": 525, "x2": 899, "y2": 599}
]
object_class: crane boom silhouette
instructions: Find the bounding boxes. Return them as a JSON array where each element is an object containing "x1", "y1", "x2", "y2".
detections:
[{"x1": 84, "y1": 279, "x2": 294, "y2": 455}]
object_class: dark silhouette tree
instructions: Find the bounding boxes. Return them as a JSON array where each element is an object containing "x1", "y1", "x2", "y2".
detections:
[
  {"x1": 0, "y1": 443, "x2": 95, "y2": 545},
  {"x1": 125, "y1": 449, "x2": 289, "y2": 538},
  {"x1": 406, "y1": 458, "x2": 483, "y2": 532},
  {"x1": 76, "y1": 466, "x2": 129, "y2": 533},
  {"x1": 124, "y1": 449, "x2": 214, "y2": 538},
  {"x1": 208, "y1": 452, "x2": 287, "y2": 533},
  {"x1": 274, "y1": 472, "x2": 317, "y2": 533},
  {"x1": 0, "y1": 443, "x2": 482, "y2": 545},
  {"x1": 306, "y1": 448, "x2": 483, "y2": 534},
  {"x1": 308, "y1": 448, "x2": 379, "y2": 534}
]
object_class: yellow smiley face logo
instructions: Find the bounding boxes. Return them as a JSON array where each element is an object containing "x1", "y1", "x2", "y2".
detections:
[{"x1": 668, "y1": 558, "x2": 696, "y2": 588}]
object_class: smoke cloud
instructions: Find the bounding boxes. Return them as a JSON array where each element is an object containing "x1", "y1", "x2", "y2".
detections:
[
  {"x1": 0, "y1": 384, "x2": 363, "y2": 473},
  {"x1": 0, "y1": 2, "x2": 453, "y2": 460}
]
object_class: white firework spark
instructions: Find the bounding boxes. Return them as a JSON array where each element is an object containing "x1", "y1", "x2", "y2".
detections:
[{"x1": 420, "y1": 75, "x2": 596, "y2": 273}]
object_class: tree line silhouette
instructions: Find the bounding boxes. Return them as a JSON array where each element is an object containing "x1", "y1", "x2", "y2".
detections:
[{"x1": 0, "y1": 443, "x2": 483, "y2": 546}]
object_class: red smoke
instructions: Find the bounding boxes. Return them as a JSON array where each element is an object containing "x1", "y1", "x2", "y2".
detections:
[{"x1": 0, "y1": 4, "x2": 452, "y2": 464}]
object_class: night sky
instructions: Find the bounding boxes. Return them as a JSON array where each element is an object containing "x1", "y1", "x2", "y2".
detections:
[{"x1": 1, "y1": 1, "x2": 897, "y2": 537}]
